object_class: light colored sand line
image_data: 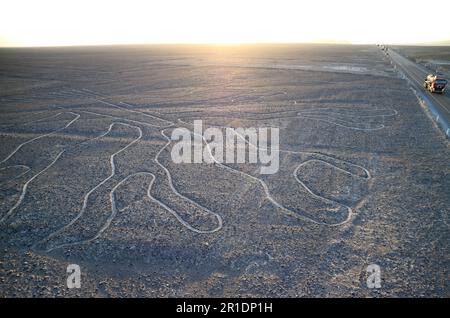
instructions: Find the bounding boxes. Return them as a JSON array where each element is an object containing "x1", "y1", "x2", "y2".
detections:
[
  {"x1": 230, "y1": 131, "x2": 370, "y2": 224},
  {"x1": 79, "y1": 88, "x2": 168, "y2": 117},
  {"x1": 57, "y1": 87, "x2": 174, "y2": 125},
  {"x1": 118, "y1": 101, "x2": 174, "y2": 124},
  {"x1": 296, "y1": 108, "x2": 398, "y2": 117},
  {"x1": 21, "y1": 112, "x2": 66, "y2": 126},
  {"x1": 156, "y1": 129, "x2": 223, "y2": 232},
  {"x1": 80, "y1": 171, "x2": 222, "y2": 247},
  {"x1": 79, "y1": 88, "x2": 104, "y2": 95},
  {"x1": 175, "y1": 107, "x2": 397, "y2": 120},
  {"x1": 178, "y1": 106, "x2": 397, "y2": 131},
  {"x1": 96, "y1": 100, "x2": 174, "y2": 127},
  {"x1": 78, "y1": 108, "x2": 222, "y2": 234},
  {"x1": 0, "y1": 110, "x2": 56, "y2": 128},
  {"x1": 296, "y1": 115, "x2": 385, "y2": 131},
  {"x1": 180, "y1": 114, "x2": 384, "y2": 130},
  {"x1": 80, "y1": 109, "x2": 168, "y2": 128},
  {"x1": 230, "y1": 123, "x2": 371, "y2": 179},
  {"x1": 296, "y1": 106, "x2": 397, "y2": 130},
  {"x1": 177, "y1": 118, "x2": 371, "y2": 179},
  {"x1": 79, "y1": 89, "x2": 107, "y2": 98},
  {"x1": 0, "y1": 111, "x2": 87, "y2": 224},
  {"x1": 0, "y1": 165, "x2": 31, "y2": 185},
  {"x1": 40, "y1": 123, "x2": 222, "y2": 252},
  {"x1": 177, "y1": 120, "x2": 370, "y2": 226},
  {"x1": 0, "y1": 151, "x2": 65, "y2": 224},
  {"x1": 39, "y1": 172, "x2": 144, "y2": 251},
  {"x1": 293, "y1": 160, "x2": 353, "y2": 220},
  {"x1": 144, "y1": 172, "x2": 223, "y2": 234},
  {"x1": 34, "y1": 99, "x2": 373, "y2": 241},
  {"x1": 198, "y1": 131, "x2": 353, "y2": 226},
  {"x1": 0, "y1": 112, "x2": 80, "y2": 164},
  {"x1": 37, "y1": 122, "x2": 143, "y2": 251}
]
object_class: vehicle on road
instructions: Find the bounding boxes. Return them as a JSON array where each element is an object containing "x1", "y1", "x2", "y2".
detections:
[{"x1": 423, "y1": 74, "x2": 448, "y2": 94}]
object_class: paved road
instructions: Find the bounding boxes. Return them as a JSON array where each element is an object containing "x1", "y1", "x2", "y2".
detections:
[{"x1": 388, "y1": 48, "x2": 450, "y2": 127}]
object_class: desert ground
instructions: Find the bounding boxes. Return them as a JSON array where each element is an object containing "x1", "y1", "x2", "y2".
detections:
[
  {"x1": 0, "y1": 44, "x2": 449, "y2": 297},
  {"x1": 392, "y1": 45, "x2": 450, "y2": 76}
]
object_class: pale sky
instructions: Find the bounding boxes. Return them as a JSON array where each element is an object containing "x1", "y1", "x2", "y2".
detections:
[{"x1": 1, "y1": 0, "x2": 449, "y2": 47}]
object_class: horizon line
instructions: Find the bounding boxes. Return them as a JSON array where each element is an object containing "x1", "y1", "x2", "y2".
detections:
[{"x1": 1, "y1": 41, "x2": 450, "y2": 49}]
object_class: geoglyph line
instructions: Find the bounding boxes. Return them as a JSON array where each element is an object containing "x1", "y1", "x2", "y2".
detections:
[
  {"x1": 0, "y1": 109, "x2": 120, "y2": 224},
  {"x1": 38, "y1": 122, "x2": 222, "y2": 252},
  {"x1": 178, "y1": 105, "x2": 397, "y2": 131},
  {"x1": 177, "y1": 117, "x2": 370, "y2": 179},
  {"x1": 78, "y1": 107, "x2": 222, "y2": 234},
  {"x1": 117, "y1": 101, "x2": 174, "y2": 125},
  {"x1": 96, "y1": 100, "x2": 174, "y2": 127},
  {"x1": 176, "y1": 119, "x2": 370, "y2": 225},
  {"x1": 195, "y1": 130, "x2": 356, "y2": 226},
  {"x1": 37, "y1": 122, "x2": 143, "y2": 251},
  {"x1": 0, "y1": 165, "x2": 31, "y2": 185},
  {"x1": 79, "y1": 109, "x2": 165, "y2": 128},
  {"x1": 0, "y1": 151, "x2": 65, "y2": 224},
  {"x1": 52, "y1": 87, "x2": 174, "y2": 126},
  {"x1": 0, "y1": 112, "x2": 83, "y2": 223},
  {"x1": 216, "y1": 136, "x2": 357, "y2": 224},
  {"x1": 296, "y1": 115, "x2": 385, "y2": 130},
  {"x1": 1, "y1": 89, "x2": 379, "y2": 249},
  {"x1": 155, "y1": 129, "x2": 223, "y2": 232},
  {"x1": 0, "y1": 112, "x2": 80, "y2": 164}
]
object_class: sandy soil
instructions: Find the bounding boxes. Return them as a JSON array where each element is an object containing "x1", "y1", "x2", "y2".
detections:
[
  {"x1": 0, "y1": 44, "x2": 449, "y2": 297},
  {"x1": 392, "y1": 45, "x2": 450, "y2": 76}
]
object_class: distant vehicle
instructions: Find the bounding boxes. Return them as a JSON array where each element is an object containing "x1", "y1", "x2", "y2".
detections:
[{"x1": 423, "y1": 74, "x2": 447, "y2": 94}]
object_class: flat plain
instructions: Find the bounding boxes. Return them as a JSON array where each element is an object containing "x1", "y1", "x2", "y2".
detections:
[
  {"x1": 0, "y1": 44, "x2": 448, "y2": 297},
  {"x1": 392, "y1": 45, "x2": 450, "y2": 76}
]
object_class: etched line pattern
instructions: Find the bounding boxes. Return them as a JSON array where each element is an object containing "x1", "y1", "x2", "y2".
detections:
[{"x1": 0, "y1": 88, "x2": 387, "y2": 251}]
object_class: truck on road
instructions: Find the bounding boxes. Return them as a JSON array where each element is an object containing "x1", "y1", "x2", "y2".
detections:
[{"x1": 424, "y1": 74, "x2": 448, "y2": 94}]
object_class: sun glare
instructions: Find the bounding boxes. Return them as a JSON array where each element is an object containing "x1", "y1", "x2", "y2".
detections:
[{"x1": 0, "y1": 0, "x2": 449, "y2": 47}]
